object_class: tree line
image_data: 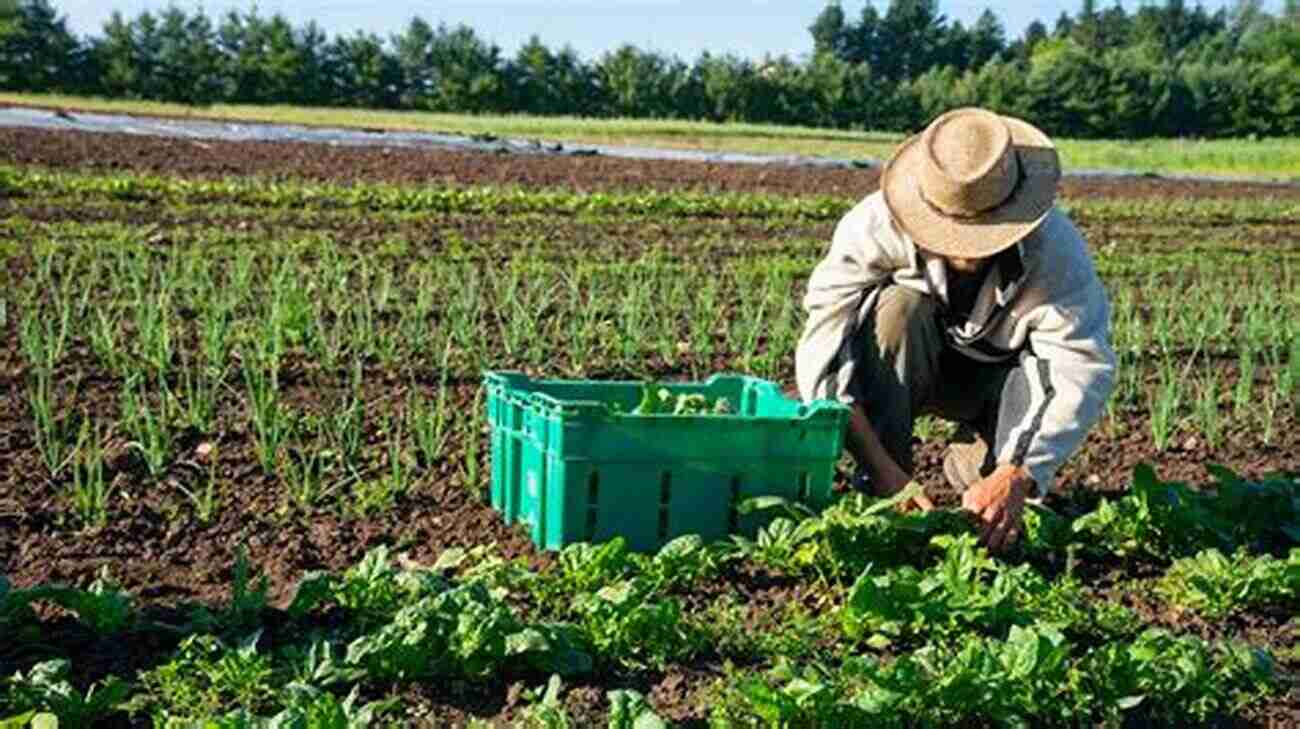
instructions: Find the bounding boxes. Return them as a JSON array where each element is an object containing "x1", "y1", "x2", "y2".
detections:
[{"x1": 2, "y1": 0, "x2": 1299, "y2": 138}]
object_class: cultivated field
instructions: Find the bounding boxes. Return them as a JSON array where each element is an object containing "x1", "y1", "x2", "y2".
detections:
[
  {"x1": 1, "y1": 125, "x2": 1298, "y2": 727},
  {"x1": 6, "y1": 92, "x2": 1300, "y2": 180}
]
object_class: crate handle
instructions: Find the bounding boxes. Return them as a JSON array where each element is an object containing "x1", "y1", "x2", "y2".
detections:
[
  {"x1": 658, "y1": 472, "x2": 672, "y2": 541},
  {"x1": 585, "y1": 470, "x2": 600, "y2": 541},
  {"x1": 728, "y1": 476, "x2": 742, "y2": 533}
]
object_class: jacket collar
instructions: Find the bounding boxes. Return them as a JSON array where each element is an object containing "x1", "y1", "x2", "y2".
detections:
[{"x1": 915, "y1": 239, "x2": 1027, "y2": 306}]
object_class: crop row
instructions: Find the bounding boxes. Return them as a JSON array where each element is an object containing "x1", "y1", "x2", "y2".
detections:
[
  {"x1": 5, "y1": 467, "x2": 1296, "y2": 726},
  {"x1": 6, "y1": 227, "x2": 1295, "y2": 365},
  {"x1": 5, "y1": 236, "x2": 1296, "y2": 514},
  {"x1": 3, "y1": 166, "x2": 1300, "y2": 225}
]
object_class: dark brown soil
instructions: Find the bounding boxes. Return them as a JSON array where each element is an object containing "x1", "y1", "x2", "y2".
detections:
[
  {"x1": 1, "y1": 123, "x2": 1298, "y2": 727},
  {"x1": 4, "y1": 125, "x2": 1300, "y2": 201}
]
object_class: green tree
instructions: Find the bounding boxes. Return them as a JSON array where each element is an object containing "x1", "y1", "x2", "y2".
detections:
[
  {"x1": 969, "y1": 9, "x2": 1007, "y2": 68},
  {"x1": 153, "y1": 7, "x2": 223, "y2": 104},
  {"x1": 217, "y1": 9, "x2": 303, "y2": 104},
  {"x1": 292, "y1": 21, "x2": 333, "y2": 106},
  {"x1": 0, "y1": 0, "x2": 79, "y2": 91},
  {"x1": 877, "y1": 0, "x2": 948, "y2": 80},
  {"x1": 327, "y1": 30, "x2": 401, "y2": 108},
  {"x1": 1023, "y1": 36, "x2": 1109, "y2": 136},
  {"x1": 1009, "y1": 19, "x2": 1049, "y2": 60},
  {"x1": 810, "y1": 2, "x2": 849, "y2": 58},
  {"x1": 596, "y1": 45, "x2": 682, "y2": 118},
  {"x1": 393, "y1": 16, "x2": 435, "y2": 108},
  {"x1": 425, "y1": 23, "x2": 506, "y2": 112},
  {"x1": 508, "y1": 36, "x2": 592, "y2": 116}
]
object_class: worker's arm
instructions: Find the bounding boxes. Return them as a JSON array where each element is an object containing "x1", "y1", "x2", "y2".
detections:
[
  {"x1": 796, "y1": 196, "x2": 913, "y2": 405},
  {"x1": 992, "y1": 218, "x2": 1116, "y2": 498},
  {"x1": 970, "y1": 214, "x2": 1116, "y2": 552},
  {"x1": 847, "y1": 406, "x2": 934, "y2": 511}
]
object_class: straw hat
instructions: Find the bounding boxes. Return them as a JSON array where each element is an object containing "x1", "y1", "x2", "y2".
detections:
[{"x1": 881, "y1": 107, "x2": 1061, "y2": 259}]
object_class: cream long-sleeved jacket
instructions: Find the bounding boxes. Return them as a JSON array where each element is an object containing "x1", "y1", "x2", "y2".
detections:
[{"x1": 795, "y1": 191, "x2": 1116, "y2": 496}]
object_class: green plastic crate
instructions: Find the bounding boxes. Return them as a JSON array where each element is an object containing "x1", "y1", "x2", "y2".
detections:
[{"x1": 484, "y1": 371, "x2": 849, "y2": 552}]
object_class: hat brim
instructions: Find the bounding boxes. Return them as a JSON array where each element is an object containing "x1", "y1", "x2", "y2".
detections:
[{"x1": 881, "y1": 116, "x2": 1061, "y2": 259}]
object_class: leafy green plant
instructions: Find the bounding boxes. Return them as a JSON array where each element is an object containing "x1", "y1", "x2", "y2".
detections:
[
  {"x1": 167, "y1": 684, "x2": 396, "y2": 729},
  {"x1": 0, "y1": 576, "x2": 39, "y2": 638},
  {"x1": 607, "y1": 689, "x2": 669, "y2": 729},
  {"x1": 2, "y1": 660, "x2": 129, "y2": 727},
  {"x1": 516, "y1": 675, "x2": 572, "y2": 729},
  {"x1": 344, "y1": 581, "x2": 540, "y2": 679},
  {"x1": 1069, "y1": 464, "x2": 1300, "y2": 562},
  {"x1": 633, "y1": 534, "x2": 726, "y2": 592},
  {"x1": 528, "y1": 539, "x2": 634, "y2": 616},
  {"x1": 9, "y1": 567, "x2": 134, "y2": 638},
  {"x1": 840, "y1": 534, "x2": 1051, "y2": 645},
  {"x1": 134, "y1": 633, "x2": 276, "y2": 722},
  {"x1": 632, "y1": 385, "x2": 733, "y2": 415},
  {"x1": 1075, "y1": 629, "x2": 1275, "y2": 726},
  {"x1": 731, "y1": 484, "x2": 971, "y2": 580},
  {"x1": 0, "y1": 712, "x2": 57, "y2": 729},
  {"x1": 1157, "y1": 548, "x2": 1299, "y2": 619},
  {"x1": 575, "y1": 577, "x2": 705, "y2": 669}
]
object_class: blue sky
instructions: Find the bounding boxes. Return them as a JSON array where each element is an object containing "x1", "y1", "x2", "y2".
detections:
[{"x1": 57, "y1": 1, "x2": 1282, "y2": 61}]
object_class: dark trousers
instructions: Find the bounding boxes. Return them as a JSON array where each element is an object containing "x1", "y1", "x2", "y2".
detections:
[{"x1": 847, "y1": 286, "x2": 1036, "y2": 475}]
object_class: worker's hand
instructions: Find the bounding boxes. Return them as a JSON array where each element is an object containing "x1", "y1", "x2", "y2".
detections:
[{"x1": 961, "y1": 464, "x2": 1032, "y2": 553}]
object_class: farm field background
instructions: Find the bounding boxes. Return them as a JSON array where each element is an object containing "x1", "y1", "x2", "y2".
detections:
[
  {"x1": 0, "y1": 123, "x2": 1299, "y2": 726},
  {"x1": 6, "y1": 93, "x2": 1300, "y2": 181}
]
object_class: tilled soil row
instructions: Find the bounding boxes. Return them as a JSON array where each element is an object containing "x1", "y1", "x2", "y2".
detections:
[{"x1": 5, "y1": 126, "x2": 1300, "y2": 201}]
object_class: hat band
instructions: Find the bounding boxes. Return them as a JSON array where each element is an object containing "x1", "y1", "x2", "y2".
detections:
[{"x1": 918, "y1": 153, "x2": 1026, "y2": 220}]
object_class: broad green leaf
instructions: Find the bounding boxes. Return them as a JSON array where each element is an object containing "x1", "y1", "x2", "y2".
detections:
[
  {"x1": 1002, "y1": 626, "x2": 1041, "y2": 679},
  {"x1": 865, "y1": 634, "x2": 893, "y2": 651},
  {"x1": 783, "y1": 678, "x2": 827, "y2": 703},
  {"x1": 31, "y1": 715, "x2": 57, "y2": 729},
  {"x1": 607, "y1": 689, "x2": 669, "y2": 729},
  {"x1": 596, "y1": 581, "x2": 634, "y2": 605},
  {"x1": 863, "y1": 481, "x2": 924, "y2": 516},
  {"x1": 1116, "y1": 695, "x2": 1146, "y2": 710},
  {"x1": 738, "y1": 495, "x2": 798, "y2": 516},
  {"x1": 0, "y1": 713, "x2": 36, "y2": 729},
  {"x1": 1132, "y1": 463, "x2": 1159, "y2": 491},
  {"x1": 433, "y1": 547, "x2": 468, "y2": 572},
  {"x1": 1205, "y1": 464, "x2": 1240, "y2": 485},
  {"x1": 655, "y1": 535, "x2": 702, "y2": 560},
  {"x1": 285, "y1": 572, "x2": 335, "y2": 618}
]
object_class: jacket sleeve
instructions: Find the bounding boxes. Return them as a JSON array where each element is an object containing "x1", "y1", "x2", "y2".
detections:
[
  {"x1": 994, "y1": 241, "x2": 1116, "y2": 497},
  {"x1": 795, "y1": 196, "x2": 910, "y2": 404}
]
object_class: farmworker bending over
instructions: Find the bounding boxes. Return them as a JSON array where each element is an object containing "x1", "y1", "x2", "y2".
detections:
[{"x1": 795, "y1": 107, "x2": 1115, "y2": 553}]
